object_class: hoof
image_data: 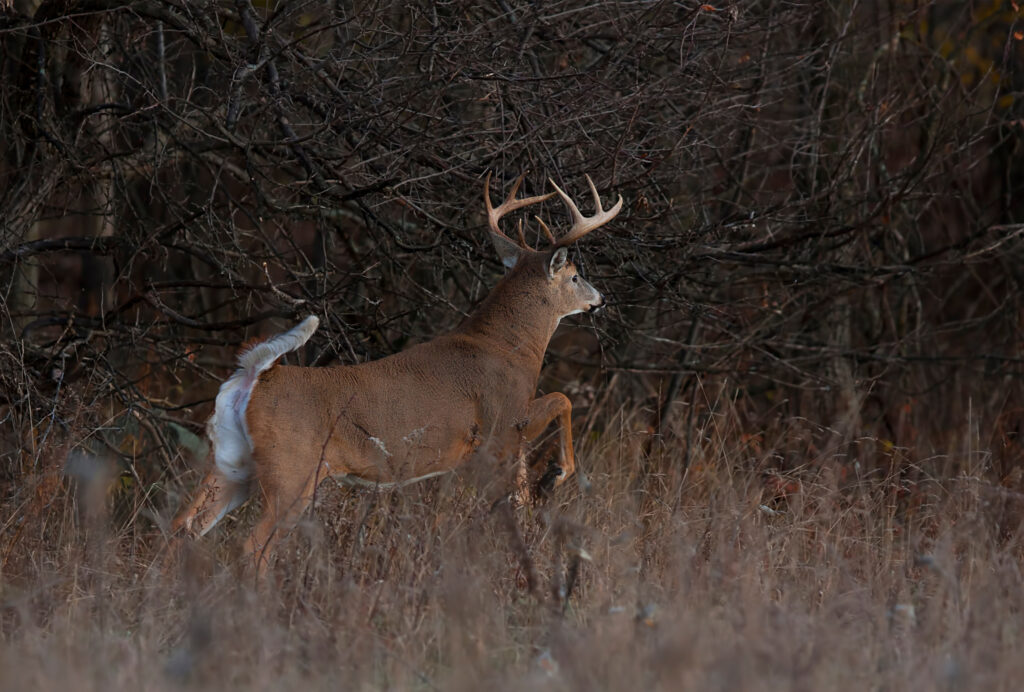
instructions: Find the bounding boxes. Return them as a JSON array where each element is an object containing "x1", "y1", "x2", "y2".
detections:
[{"x1": 535, "y1": 464, "x2": 565, "y2": 498}]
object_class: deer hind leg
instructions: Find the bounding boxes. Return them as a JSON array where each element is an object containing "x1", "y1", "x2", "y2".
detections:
[
  {"x1": 521, "y1": 392, "x2": 575, "y2": 490},
  {"x1": 511, "y1": 448, "x2": 531, "y2": 505},
  {"x1": 244, "y1": 468, "x2": 319, "y2": 578},
  {"x1": 172, "y1": 467, "x2": 250, "y2": 537}
]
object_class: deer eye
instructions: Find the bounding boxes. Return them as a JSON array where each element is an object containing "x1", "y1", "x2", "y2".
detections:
[{"x1": 572, "y1": 276, "x2": 579, "y2": 283}]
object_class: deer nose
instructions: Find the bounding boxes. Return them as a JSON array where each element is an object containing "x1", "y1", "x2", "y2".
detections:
[{"x1": 588, "y1": 294, "x2": 606, "y2": 313}]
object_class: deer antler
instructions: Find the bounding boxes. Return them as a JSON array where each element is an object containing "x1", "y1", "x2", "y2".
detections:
[
  {"x1": 484, "y1": 172, "x2": 555, "y2": 250},
  {"x1": 547, "y1": 175, "x2": 623, "y2": 247}
]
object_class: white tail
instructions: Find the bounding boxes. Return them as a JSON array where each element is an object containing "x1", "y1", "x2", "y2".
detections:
[
  {"x1": 237, "y1": 315, "x2": 319, "y2": 375},
  {"x1": 198, "y1": 316, "x2": 319, "y2": 525}
]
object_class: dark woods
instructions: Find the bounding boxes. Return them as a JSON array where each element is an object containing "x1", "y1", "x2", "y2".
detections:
[{"x1": 2, "y1": 1, "x2": 1023, "y2": 498}]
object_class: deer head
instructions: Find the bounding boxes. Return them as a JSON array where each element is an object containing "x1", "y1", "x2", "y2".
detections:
[{"x1": 484, "y1": 172, "x2": 622, "y2": 319}]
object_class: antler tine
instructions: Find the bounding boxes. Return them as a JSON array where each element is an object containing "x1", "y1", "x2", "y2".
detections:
[
  {"x1": 549, "y1": 174, "x2": 624, "y2": 247},
  {"x1": 516, "y1": 218, "x2": 527, "y2": 247},
  {"x1": 534, "y1": 216, "x2": 557, "y2": 244},
  {"x1": 485, "y1": 171, "x2": 555, "y2": 250},
  {"x1": 505, "y1": 172, "x2": 525, "y2": 206},
  {"x1": 584, "y1": 174, "x2": 604, "y2": 212}
]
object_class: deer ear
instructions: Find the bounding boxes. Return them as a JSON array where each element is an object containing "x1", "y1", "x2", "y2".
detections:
[
  {"x1": 548, "y1": 247, "x2": 568, "y2": 278},
  {"x1": 490, "y1": 233, "x2": 522, "y2": 270}
]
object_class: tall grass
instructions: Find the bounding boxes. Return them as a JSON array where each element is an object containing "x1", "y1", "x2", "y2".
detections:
[{"x1": 2, "y1": 399, "x2": 1024, "y2": 691}]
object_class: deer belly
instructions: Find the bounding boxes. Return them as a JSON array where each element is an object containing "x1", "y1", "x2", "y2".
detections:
[{"x1": 333, "y1": 420, "x2": 482, "y2": 484}]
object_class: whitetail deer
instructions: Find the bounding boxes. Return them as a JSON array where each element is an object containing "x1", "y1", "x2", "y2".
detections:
[{"x1": 172, "y1": 172, "x2": 622, "y2": 573}]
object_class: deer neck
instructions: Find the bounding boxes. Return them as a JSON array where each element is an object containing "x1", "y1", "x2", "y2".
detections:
[{"x1": 456, "y1": 273, "x2": 560, "y2": 368}]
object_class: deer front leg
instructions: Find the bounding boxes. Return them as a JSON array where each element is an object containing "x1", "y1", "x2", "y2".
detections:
[{"x1": 521, "y1": 392, "x2": 575, "y2": 490}]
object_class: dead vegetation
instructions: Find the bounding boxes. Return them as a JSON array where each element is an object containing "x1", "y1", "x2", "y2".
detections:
[{"x1": 3, "y1": 395, "x2": 1024, "y2": 690}]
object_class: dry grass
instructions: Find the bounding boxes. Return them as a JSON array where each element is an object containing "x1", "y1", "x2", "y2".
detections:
[{"x1": 3, "y1": 400, "x2": 1024, "y2": 691}]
